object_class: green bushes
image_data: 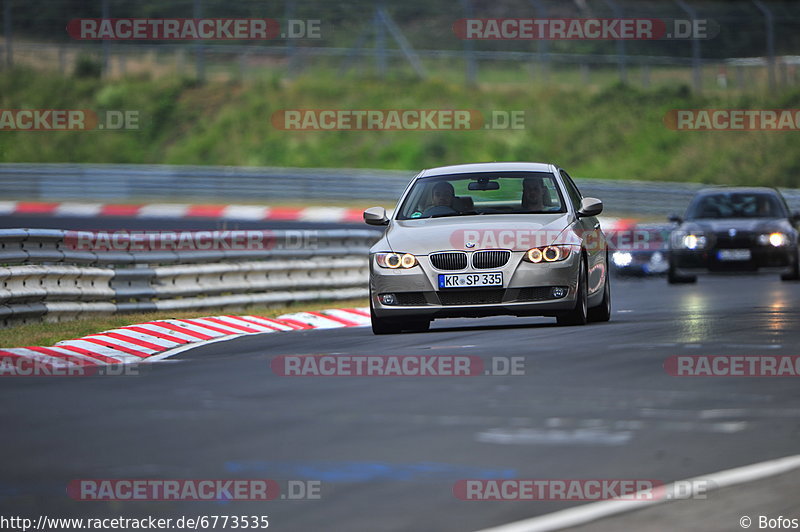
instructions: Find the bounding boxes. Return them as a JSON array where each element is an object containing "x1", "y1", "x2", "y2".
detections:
[{"x1": 1, "y1": 68, "x2": 798, "y2": 187}]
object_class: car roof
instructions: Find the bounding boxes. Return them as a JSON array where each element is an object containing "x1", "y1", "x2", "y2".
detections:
[
  {"x1": 695, "y1": 186, "x2": 781, "y2": 196},
  {"x1": 417, "y1": 162, "x2": 556, "y2": 178}
]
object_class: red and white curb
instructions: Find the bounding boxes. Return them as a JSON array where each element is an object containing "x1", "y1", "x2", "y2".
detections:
[
  {"x1": 0, "y1": 307, "x2": 370, "y2": 374},
  {"x1": 0, "y1": 201, "x2": 368, "y2": 223}
]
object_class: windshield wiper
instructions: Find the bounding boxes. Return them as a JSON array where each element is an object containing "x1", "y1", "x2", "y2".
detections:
[{"x1": 428, "y1": 212, "x2": 463, "y2": 219}]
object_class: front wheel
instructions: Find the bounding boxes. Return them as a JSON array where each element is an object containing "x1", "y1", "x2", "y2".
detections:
[
  {"x1": 370, "y1": 304, "x2": 402, "y2": 335},
  {"x1": 557, "y1": 258, "x2": 588, "y2": 326},
  {"x1": 781, "y1": 251, "x2": 800, "y2": 281},
  {"x1": 370, "y1": 303, "x2": 431, "y2": 335},
  {"x1": 667, "y1": 260, "x2": 696, "y2": 284},
  {"x1": 587, "y1": 269, "x2": 611, "y2": 323}
]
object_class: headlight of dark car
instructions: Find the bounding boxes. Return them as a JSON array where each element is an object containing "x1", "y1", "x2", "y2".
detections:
[
  {"x1": 757, "y1": 232, "x2": 790, "y2": 247},
  {"x1": 672, "y1": 231, "x2": 707, "y2": 250}
]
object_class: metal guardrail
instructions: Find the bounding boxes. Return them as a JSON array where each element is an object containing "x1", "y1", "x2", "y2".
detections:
[
  {"x1": 2, "y1": 163, "x2": 800, "y2": 217},
  {"x1": 0, "y1": 228, "x2": 381, "y2": 327},
  {"x1": 0, "y1": 164, "x2": 415, "y2": 202}
]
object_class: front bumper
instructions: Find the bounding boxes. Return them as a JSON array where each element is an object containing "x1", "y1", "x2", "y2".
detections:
[
  {"x1": 370, "y1": 251, "x2": 581, "y2": 319},
  {"x1": 671, "y1": 246, "x2": 797, "y2": 275}
]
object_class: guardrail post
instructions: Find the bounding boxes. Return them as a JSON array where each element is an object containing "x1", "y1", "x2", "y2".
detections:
[
  {"x1": 374, "y1": 0, "x2": 387, "y2": 77},
  {"x1": 675, "y1": 0, "x2": 702, "y2": 93},
  {"x1": 459, "y1": 0, "x2": 477, "y2": 86},
  {"x1": 193, "y1": 0, "x2": 205, "y2": 83},
  {"x1": 101, "y1": 0, "x2": 110, "y2": 77},
  {"x1": 59, "y1": 45, "x2": 66, "y2": 74},
  {"x1": 604, "y1": 0, "x2": 627, "y2": 84},
  {"x1": 3, "y1": 0, "x2": 12, "y2": 69},
  {"x1": 753, "y1": 0, "x2": 776, "y2": 92},
  {"x1": 529, "y1": 0, "x2": 549, "y2": 82},
  {"x1": 285, "y1": 0, "x2": 298, "y2": 77}
]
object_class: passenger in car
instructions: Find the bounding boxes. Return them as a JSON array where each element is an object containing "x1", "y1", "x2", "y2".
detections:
[{"x1": 522, "y1": 177, "x2": 551, "y2": 212}]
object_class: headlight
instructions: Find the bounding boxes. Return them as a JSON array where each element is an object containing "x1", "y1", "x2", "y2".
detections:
[
  {"x1": 612, "y1": 251, "x2": 633, "y2": 267},
  {"x1": 375, "y1": 252, "x2": 417, "y2": 269},
  {"x1": 682, "y1": 234, "x2": 706, "y2": 250},
  {"x1": 758, "y1": 232, "x2": 789, "y2": 247},
  {"x1": 671, "y1": 231, "x2": 707, "y2": 250},
  {"x1": 524, "y1": 245, "x2": 572, "y2": 263}
]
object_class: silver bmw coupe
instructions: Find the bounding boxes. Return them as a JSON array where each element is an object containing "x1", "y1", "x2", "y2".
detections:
[{"x1": 364, "y1": 162, "x2": 611, "y2": 334}]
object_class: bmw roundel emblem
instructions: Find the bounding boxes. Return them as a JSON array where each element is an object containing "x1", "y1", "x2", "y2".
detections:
[
  {"x1": 465, "y1": 241, "x2": 476, "y2": 248},
  {"x1": 729, "y1": 229, "x2": 737, "y2": 237}
]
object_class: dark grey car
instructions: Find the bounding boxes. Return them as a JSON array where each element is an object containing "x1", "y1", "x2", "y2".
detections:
[{"x1": 667, "y1": 187, "x2": 800, "y2": 284}]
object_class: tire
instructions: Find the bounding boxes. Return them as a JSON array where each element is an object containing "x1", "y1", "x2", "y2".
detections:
[
  {"x1": 557, "y1": 257, "x2": 588, "y2": 326},
  {"x1": 405, "y1": 320, "x2": 431, "y2": 333},
  {"x1": 370, "y1": 303, "x2": 430, "y2": 335},
  {"x1": 370, "y1": 304, "x2": 402, "y2": 335},
  {"x1": 781, "y1": 251, "x2": 800, "y2": 281},
  {"x1": 587, "y1": 268, "x2": 611, "y2": 323},
  {"x1": 667, "y1": 260, "x2": 696, "y2": 284}
]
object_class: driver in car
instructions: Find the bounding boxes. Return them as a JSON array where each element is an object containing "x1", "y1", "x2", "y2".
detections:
[
  {"x1": 422, "y1": 181, "x2": 457, "y2": 217},
  {"x1": 522, "y1": 177, "x2": 558, "y2": 212}
]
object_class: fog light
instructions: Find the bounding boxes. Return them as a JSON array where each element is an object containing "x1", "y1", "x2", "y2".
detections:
[
  {"x1": 379, "y1": 294, "x2": 396, "y2": 305},
  {"x1": 552, "y1": 287, "x2": 567, "y2": 298}
]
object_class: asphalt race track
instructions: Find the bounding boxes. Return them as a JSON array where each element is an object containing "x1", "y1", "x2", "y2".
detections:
[{"x1": 2, "y1": 275, "x2": 799, "y2": 531}]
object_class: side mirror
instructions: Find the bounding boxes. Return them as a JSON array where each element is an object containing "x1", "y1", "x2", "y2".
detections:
[
  {"x1": 792, "y1": 211, "x2": 800, "y2": 223},
  {"x1": 577, "y1": 197, "x2": 603, "y2": 217},
  {"x1": 363, "y1": 206, "x2": 389, "y2": 226},
  {"x1": 668, "y1": 213, "x2": 683, "y2": 224}
]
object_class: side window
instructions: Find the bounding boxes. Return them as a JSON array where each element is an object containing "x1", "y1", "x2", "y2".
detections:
[{"x1": 560, "y1": 170, "x2": 582, "y2": 212}]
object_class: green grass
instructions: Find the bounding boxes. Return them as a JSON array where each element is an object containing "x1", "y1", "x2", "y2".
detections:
[
  {"x1": 1, "y1": 68, "x2": 800, "y2": 187},
  {"x1": 0, "y1": 298, "x2": 369, "y2": 348}
]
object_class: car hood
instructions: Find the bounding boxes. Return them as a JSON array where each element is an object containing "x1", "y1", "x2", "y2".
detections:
[
  {"x1": 681, "y1": 218, "x2": 793, "y2": 234},
  {"x1": 383, "y1": 214, "x2": 572, "y2": 254}
]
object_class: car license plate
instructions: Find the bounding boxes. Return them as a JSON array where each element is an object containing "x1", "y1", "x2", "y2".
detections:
[
  {"x1": 438, "y1": 272, "x2": 503, "y2": 289},
  {"x1": 718, "y1": 249, "x2": 751, "y2": 261}
]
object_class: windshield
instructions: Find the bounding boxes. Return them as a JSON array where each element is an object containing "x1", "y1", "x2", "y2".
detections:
[
  {"x1": 686, "y1": 192, "x2": 787, "y2": 220},
  {"x1": 396, "y1": 172, "x2": 566, "y2": 220}
]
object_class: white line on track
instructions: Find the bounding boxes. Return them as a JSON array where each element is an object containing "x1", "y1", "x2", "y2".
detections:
[
  {"x1": 143, "y1": 333, "x2": 250, "y2": 362},
  {"x1": 472, "y1": 454, "x2": 800, "y2": 532}
]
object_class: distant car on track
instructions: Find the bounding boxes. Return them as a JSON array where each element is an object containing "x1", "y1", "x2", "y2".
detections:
[
  {"x1": 363, "y1": 162, "x2": 611, "y2": 334},
  {"x1": 667, "y1": 187, "x2": 800, "y2": 284},
  {"x1": 609, "y1": 222, "x2": 670, "y2": 276}
]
